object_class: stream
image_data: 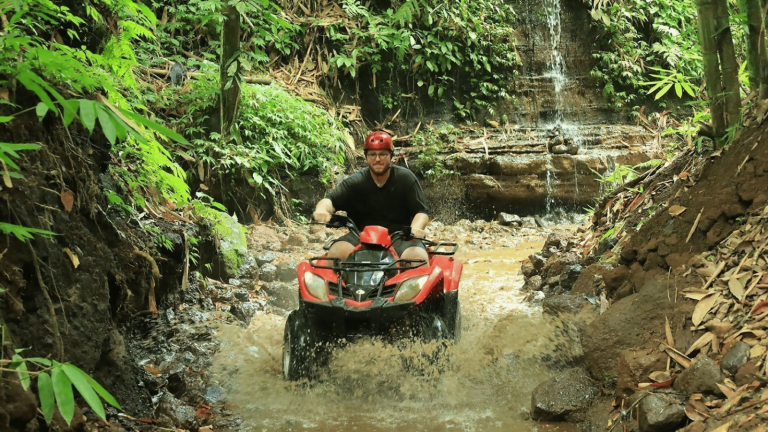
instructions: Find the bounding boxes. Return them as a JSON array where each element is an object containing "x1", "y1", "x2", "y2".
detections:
[{"x1": 210, "y1": 226, "x2": 583, "y2": 432}]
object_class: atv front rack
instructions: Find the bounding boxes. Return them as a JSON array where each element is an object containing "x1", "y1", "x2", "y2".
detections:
[
  {"x1": 425, "y1": 241, "x2": 459, "y2": 256},
  {"x1": 308, "y1": 257, "x2": 428, "y2": 271}
]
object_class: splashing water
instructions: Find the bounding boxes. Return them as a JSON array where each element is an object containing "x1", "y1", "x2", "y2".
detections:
[{"x1": 209, "y1": 240, "x2": 587, "y2": 432}]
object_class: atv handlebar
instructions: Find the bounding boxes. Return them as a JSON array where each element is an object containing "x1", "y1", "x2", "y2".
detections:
[{"x1": 309, "y1": 257, "x2": 428, "y2": 271}]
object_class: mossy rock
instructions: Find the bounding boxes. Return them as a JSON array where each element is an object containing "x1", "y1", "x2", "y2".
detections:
[{"x1": 197, "y1": 207, "x2": 254, "y2": 279}]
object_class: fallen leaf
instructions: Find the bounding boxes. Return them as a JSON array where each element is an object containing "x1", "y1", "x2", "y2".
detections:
[
  {"x1": 143, "y1": 365, "x2": 161, "y2": 377},
  {"x1": 488, "y1": 120, "x2": 500, "y2": 128},
  {"x1": 679, "y1": 172, "x2": 690, "y2": 180},
  {"x1": 669, "y1": 205, "x2": 687, "y2": 217},
  {"x1": 750, "y1": 344, "x2": 766, "y2": 359},
  {"x1": 685, "y1": 402, "x2": 707, "y2": 421},
  {"x1": 751, "y1": 300, "x2": 768, "y2": 315},
  {"x1": 693, "y1": 292, "x2": 720, "y2": 326},
  {"x1": 199, "y1": 183, "x2": 209, "y2": 191},
  {"x1": 686, "y1": 332, "x2": 714, "y2": 355},
  {"x1": 62, "y1": 248, "x2": 80, "y2": 269},
  {"x1": 729, "y1": 278, "x2": 745, "y2": 300},
  {"x1": 650, "y1": 371, "x2": 672, "y2": 382},
  {"x1": 665, "y1": 316, "x2": 675, "y2": 347},
  {"x1": 61, "y1": 189, "x2": 75, "y2": 212},
  {"x1": 717, "y1": 383, "x2": 736, "y2": 399},
  {"x1": 1, "y1": 160, "x2": 12, "y2": 188},
  {"x1": 662, "y1": 343, "x2": 692, "y2": 368}
]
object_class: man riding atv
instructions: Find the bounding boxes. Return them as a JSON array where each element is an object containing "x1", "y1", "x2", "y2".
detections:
[{"x1": 312, "y1": 130, "x2": 430, "y2": 263}]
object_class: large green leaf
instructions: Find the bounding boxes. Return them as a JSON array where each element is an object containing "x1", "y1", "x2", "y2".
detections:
[
  {"x1": 116, "y1": 107, "x2": 189, "y2": 145},
  {"x1": 36, "y1": 102, "x2": 49, "y2": 121},
  {"x1": 0, "y1": 116, "x2": 13, "y2": 123},
  {"x1": 79, "y1": 100, "x2": 96, "y2": 133},
  {"x1": 83, "y1": 371, "x2": 120, "y2": 409},
  {"x1": 38, "y1": 372, "x2": 55, "y2": 425},
  {"x1": 62, "y1": 363, "x2": 106, "y2": 421},
  {"x1": 10, "y1": 354, "x2": 30, "y2": 390},
  {"x1": 51, "y1": 365, "x2": 75, "y2": 425},
  {"x1": 61, "y1": 99, "x2": 80, "y2": 127},
  {"x1": 15, "y1": 72, "x2": 55, "y2": 112},
  {"x1": 95, "y1": 105, "x2": 117, "y2": 145}
]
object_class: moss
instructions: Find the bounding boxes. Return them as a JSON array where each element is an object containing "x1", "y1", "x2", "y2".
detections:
[{"x1": 197, "y1": 207, "x2": 248, "y2": 275}]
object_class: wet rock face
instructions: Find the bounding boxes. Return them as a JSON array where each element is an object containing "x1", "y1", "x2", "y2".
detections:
[
  {"x1": 638, "y1": 394, "x2": 686, "y2": 432},
  {"x1": 673, "y1": 357, "x2": 725, "y2": 395},
  {"x1": 531, "y1": 368, "x2": 599, "y2": 421}
]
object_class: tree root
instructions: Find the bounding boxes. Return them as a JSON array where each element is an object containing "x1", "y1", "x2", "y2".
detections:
[
  {"x1": 132, "y1": 250, "x2": 161, "y2": 279},
  {"x1": 27, "y1": 242, "x2": 64, "y2": 360}
]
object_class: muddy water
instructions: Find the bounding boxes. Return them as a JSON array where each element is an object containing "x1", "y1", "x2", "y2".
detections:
[{"x1": 211, "y1": 237, "x2": 579, "y2": 432}]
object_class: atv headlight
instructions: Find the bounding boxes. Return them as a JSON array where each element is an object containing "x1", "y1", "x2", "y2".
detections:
[
  {"x1": 304, "y1": 272, "x2": 328, "y2": 301},
  {"x1": 394, "y1": 275, "x2": 429, "y2": 302}
]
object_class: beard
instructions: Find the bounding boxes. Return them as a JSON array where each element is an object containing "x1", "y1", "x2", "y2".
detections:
[{"x1": 368, "y1": 162, "x2": 391, "y2": 176}]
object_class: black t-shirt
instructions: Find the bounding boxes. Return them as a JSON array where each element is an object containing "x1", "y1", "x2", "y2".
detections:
[{"x1": 326, "y1": 165, "x2": 429, "y2": 233}]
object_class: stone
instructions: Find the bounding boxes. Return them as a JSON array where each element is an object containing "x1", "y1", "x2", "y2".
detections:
[
  {"x1": 204, "y1": 385, "x2": 225, "y2": 404},
  {"x1": 262, "y1": 281, "x2": 299, "y2": 310},
  {"x1": 233, "y1": 289, "x2": 251, "y2": 302},
  {"x1": 638, "y1": 393, "x2": 686, "y2": 432},
  {"x1": 616, "y1": 348, "x2": 667, "y2": 398},
  {"x1": 0, "y1": 377, "x2": 37, "y2": 428},
  {"x1": 287, "y1": 233, "x2": 308, "y2": 247},
  {"x1": 571, "y1": 263, "x2": 611, "y2": 296},
  {"x1": 496, "y1": 212, "x2": 522, "y2": 226},
  {"x1": 529, "y1": 291, "x2": 546, "y2": 304},
  {"x1": 259, "y1": 263, "x2": 277, "y2": 282},
  {"x1": 583, "y1": 276, "x2": 679, "y2": 380},
  {"x1": 231, "y1": 302, "x2": 260, "y2": 324},
  {"x1": 541, "y1": 251, "x2": 582, "y2": 280},
  {"x1": 521, "y1": 216, "x2": 537, "y2": 228},
  {"x1": 544, "y1": 231, "x2": 570, "y2": 251},
  {"x1": 529, "y1": 253, "x2": 547, "y2": 270},
  {"x1": 531, "y1": 368, "x2": 599, "y2": 421},
  {"x1": 542, "y1": 294, "x2": 585, "y2": 316},
  {"x1": 247, "y1": 225, "x2": 282, "y2": 251},
  {"x1": 523, "y1": 275, "x2": 543, "y2": 292},
  {"x1": 603, "y1": 266, "x2": 631, "y2": 293},
  {"x1": 155, "y1": 393, "x2": 197, "y2": 429},
  {"x1": 254, "y1": 250, "x2": 276, "y2": 266},
  {"x1": 560, "y1": 264, "x2": 583, "y2": 291},
  {"x1": 673, "y1": 357, "x2": 725, "y2": 395},
  {"x1": 522, "y1": 259, "x2": 538, "y2": 278},
  {"x1": 720, "y1": 341, "x2": 750, "y2": 375},
  {"x1": 275, "y1": 259, "x2": 299, "y2": 282}
]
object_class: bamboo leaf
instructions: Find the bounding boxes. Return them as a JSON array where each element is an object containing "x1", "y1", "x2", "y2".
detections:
[
  {"x1": 36, "y1": 102, "x2": 49, "y2": 120},
  {"x1": 116, "y1": 107, "x2": 188, "y2": 145},
  {"x1": 62, "y1": 363, "x2": 106, "y2": 421},
  {"x1": 38, "y1": 372, "x2": 55, "y2": 425},
  {"x1": 52, "y1": 366, "x2": 75, "y2": 425},
  {"x1": 95, "y1": 105, "x2": 117, "y2": 145},
  {"x1": 79, "y1": 100, "x2": 96, "y2": 133},
  {"x1": 82, "y1": 370, "x2": 121, "y2": 409},
  {"x1": 10, "y1": 354, "x2": 30, "y2": 390},
  {"x1": 692, "y1": 292, "x2": 720, "y2": 326},
  {"x1": 656, "y1": 83, "x2": 674, "y2": 99},
  {"x1": 675, "y1": 83, "x2": 683, "y2": 98}
]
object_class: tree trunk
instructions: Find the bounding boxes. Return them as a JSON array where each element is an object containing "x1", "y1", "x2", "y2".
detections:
[
  {"x1": 739, "y1": 0, "x2": 764, "y2": 93},
  {"x1": 696, "y1": 0, "x2": 726, "y2": 146},
  {"x1": 220, "y1": 2, "x2": 241, "y2": 139},
  {"x1": 713, "y1": 0, "x2": 741, "y2": 128}
]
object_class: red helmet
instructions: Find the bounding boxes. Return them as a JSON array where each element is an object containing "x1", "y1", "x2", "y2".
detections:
[{"x1": 364, "y1": 131, "x2": 394, "y2": 152}]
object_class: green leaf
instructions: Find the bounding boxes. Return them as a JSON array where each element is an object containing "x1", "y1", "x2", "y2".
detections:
[
  {"x1": 62, "y1": 363, "x2": 106, "y2": 421},
  {"x1": 79, "y1": 100, "x2": 96, "y2": 133},
  {"x1": 681, "y1": 82, "x2": 696, "y2": 97},
  {"x1": 61, "y1": 99, "x2": 80, "y2": 127},
  {"x1": 674, "y1": 83, "x2": 682, "y2": 98},
  {"x1": 10, "y1": 354, "x2": 30, "y2": 390},
  {"x1": 96, "y1": 105, "x2": 117, "y2": 145},
  {"x1": 0, "y1": 116, "x2": 13, "y2": 123},
  {"x1": 655, "y1": 83, "x2": 674, "y2": 100},
  {"x1": 38, "y1": 372, "x2": 55, "y2": 425},
  {"x1": 116, "y1": 107, "x2": 189, "y2": 145},
  {"x1": 27, "y1": 357, "x2": 52, "y2": 366},
  {"x1": 52, "y1": 366, "x2": 75, "y2": 425},
  {"x1": 15, "y1": 71, "x2": 55, "y2": 112},
  {"x1": 36, "y1": 103, "x2": 49, "y2": 121},
  {"x1": 83, "y1": 371, "x2": 120, "y2": 409}
]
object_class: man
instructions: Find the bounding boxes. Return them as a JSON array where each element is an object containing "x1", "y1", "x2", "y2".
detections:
[{"x1": 313, "y1": 131, "x2": 430, "y2": 262}]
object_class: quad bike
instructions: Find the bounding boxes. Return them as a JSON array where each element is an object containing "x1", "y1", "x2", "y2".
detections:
[{"x1": 282, "y1": 214, "x2": 463, "y2": 381}]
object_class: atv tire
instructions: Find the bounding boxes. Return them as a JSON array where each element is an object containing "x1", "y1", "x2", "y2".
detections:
[
  {"x1": 282, "y1": 310, "x2": 321, "y2": 381},
  {"x1": 444, "y1": 293, "x2": 461, "y2": 343}
]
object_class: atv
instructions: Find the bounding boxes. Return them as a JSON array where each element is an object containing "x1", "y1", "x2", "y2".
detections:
[{"x1": 282, "y1": 214, "x2": 463, "y2": 381}]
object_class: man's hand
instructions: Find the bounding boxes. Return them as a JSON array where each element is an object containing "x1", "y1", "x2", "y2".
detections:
[{"x1": 313, "y1": 210, "x2": 332, "y2": 223}]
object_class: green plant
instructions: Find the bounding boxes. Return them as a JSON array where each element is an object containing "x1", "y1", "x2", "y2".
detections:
[
  {"x1": 2, "y1": 327, "x2": 120, "y2": 426},
  {"x1": 643, "y1": 66, "x2": 698, "y2": 100}
]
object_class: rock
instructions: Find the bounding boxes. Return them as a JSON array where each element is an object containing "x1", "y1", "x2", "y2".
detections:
[
  {"x1": 231, "y1": 302, "x2": 260, "y2": 324},
  {"x1": 542, "y1": 294, "x2": 585, "y2": 316},
  {"x1": 0, "y1": 377, "x2": 37, "y2": 428},
  {"x1": 541, "y1": 251, "x2": 581, "y2": 280},
  {"x1": 522, "y1": 259, "x2": 538, "y2": 278},
  {"x1": 721, "y1": 341, "x2": 750, "y2": 375},
  {"x1": 571, "y1": 263, "x2": 611, "y2": 296},
  {"x1": 254, "y1": 250, "x2": 276, "y2": 267},
  {"x1": 204, "y1": 385, "x2": 225, "y2": 404},
  {"x1": 560, "y1": 264, "x2": 583, "y2": 291},
  {"x1": 529, "y1": 291, "x2": 546, "y2": 304},
  {"x1": 233, "y1": 289, "x2": 251, "y2": 302},
  {"x1": 247, "y1": 225, "x2": 282, "y2": 251},
  {"x1": 523, "y1": 275, "x2": 543, "y2": 292},
  {"x1": 287, "y1": 233, "x2": 308, "y2": 247},
  {"x1": 155, "y1": 393, "x2": 197, "y2": 429},
  {"x1": 204, "y1": 208, "x2": 250, "y2": 279},
  {"x1": 521, "y1": 216, "x2": 537, "y2": 228},
  {"x1": 259, "y1": 263, "x2": 277, "y2": 282},
  {"x1": 531, "y1": 368, "x2": 599, "y2": 421},
  {"x1": 616, "y1": 348, "x2": 667, "y2": 398},
  {"x1": 673, "y1": 357, "x2": 725, "y2": 395},
  {"x1": 529, "y1": 253, "x2": 547, "y2": 270},
  {"x1": 544, "y1": 231, "x2": 570, "y2": 251},
  {"x1": 496, "y1": 212, "x2": 522, "y2": 226},
  {"x1": 638, "y1": 394, "x2": 686, "y2": 432},
  {"x1": 604, "y1": 266, "x2": 631, "y2": 294},
  {"x1": 275, "y1": 259, "x2": 299, "y2": 282},
  {"x1": 582, "y1": 276, "x2": 679, "y2": 380},
  {"x1": 262, "y1": 282, "x2": 299, "y2": 310}
]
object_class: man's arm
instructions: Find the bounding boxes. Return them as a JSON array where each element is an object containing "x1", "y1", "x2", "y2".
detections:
[
  {"x1": 313, "y1": 198, "x2": 336, "y2": 223},
  {"x1": 410, "y1": 212, "x2": 429, "y2": 238}
]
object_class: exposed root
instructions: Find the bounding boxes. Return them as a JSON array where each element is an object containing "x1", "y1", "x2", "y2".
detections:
[
  {"x1": 132, "y1": 249, "x2": 161, "y2": 279},
  {"x1": 27, "y1": 242, "x2": 64, "y2": 360}
]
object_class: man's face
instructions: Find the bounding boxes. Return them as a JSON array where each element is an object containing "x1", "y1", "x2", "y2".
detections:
[{"x1": 366, "y1": 150, "x2": 391, "y2": 175}]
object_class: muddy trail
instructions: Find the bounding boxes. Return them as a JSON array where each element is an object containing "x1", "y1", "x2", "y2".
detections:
[{"x1": 206, "y1": 222, "x2": 589, "y2": 432}]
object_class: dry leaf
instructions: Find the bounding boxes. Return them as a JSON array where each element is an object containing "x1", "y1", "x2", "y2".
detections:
[
  {"x1": 61, "y1": 189, "x2": 75, "y2": 212},
  {"x1": 750, "y1": 345, "x2": 766, "y2": 359},
  {"x1": 729, "y1": 278, "x2": 745, "y2": 301},
  {"x1": 693, "y1": 292, "x2": 720, "y2": 326},
  {"x1": 751, "y1": 300, "x2": 768, "y2": 315},
  {"x1": 650, "y1": 371, "x2": 672, "y2": 382},
  {"x1": 62, "y1": 248, "x2": 80, "y2": 269},
  {"x1": 1, "y1": 160, "x2": 12, "y2": 188},
  {"x1": 717, "y1": 383, "x2": 736, "y2": 399},
  {"x1": 686, "y1": 332, "x2": 714, "y2": 355},
  {"x1": 143, "y1": 365, "x2": 161, "y2": 377},
  {"x1": 685, "y1": 402, "x2": 707, "y2": 421},
  {"x1": 669, "y1": 205, "x2": 687, "y2": 217},
  {"x1": 662, "y1": 343, "x2": 692, "y2": 368},
  {"x1": 665, "y1": 316, "x2": 675, "y2": 347}
]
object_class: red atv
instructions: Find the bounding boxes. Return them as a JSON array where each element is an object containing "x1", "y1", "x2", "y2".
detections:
[{"x1": 282, "y1": 214, "x2": 463, "y2": 380}]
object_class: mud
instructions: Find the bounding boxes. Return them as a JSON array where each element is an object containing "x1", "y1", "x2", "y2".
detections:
[{"x1": 207, "y1": 222, "x2": 595, "y2": 431}]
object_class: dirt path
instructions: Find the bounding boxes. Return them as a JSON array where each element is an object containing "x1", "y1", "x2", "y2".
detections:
[{"x1": 209, "y1": 223, "x2": 583, "y2": 431}]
